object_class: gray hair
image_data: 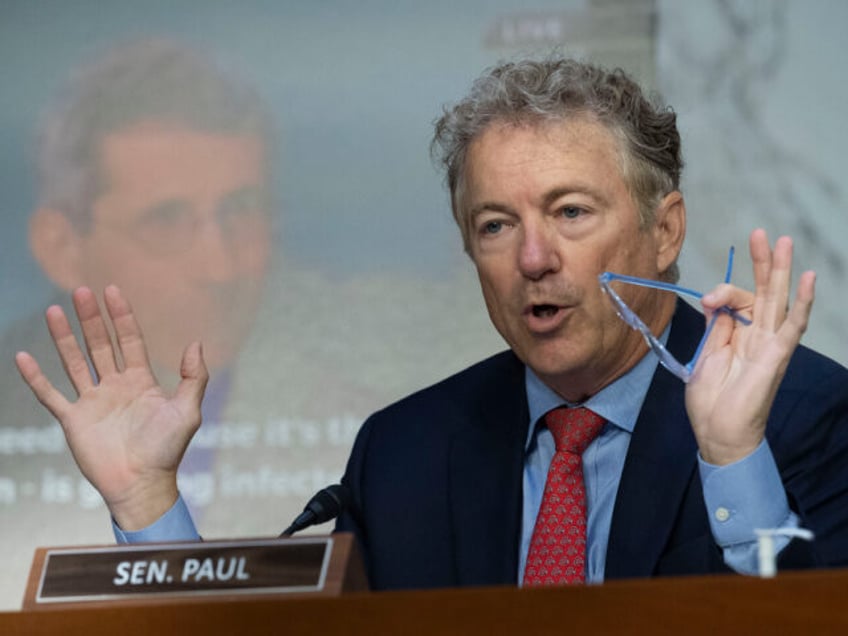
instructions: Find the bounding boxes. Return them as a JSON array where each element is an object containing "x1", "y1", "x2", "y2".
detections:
[
  {"x1": 37, "y1": 38, "x2": 273, "y2": 231},
  {"x1": 431, "y1": 57, "x2": 683, "y2": 281}
]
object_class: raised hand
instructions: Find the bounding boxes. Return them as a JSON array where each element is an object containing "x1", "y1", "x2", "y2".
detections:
[
  {"x1": 685, "y1": 229, "x2": 816, "y2": 465},
  {"x1": 15, "y1": 285, "x2": 208, "y2": 530}
]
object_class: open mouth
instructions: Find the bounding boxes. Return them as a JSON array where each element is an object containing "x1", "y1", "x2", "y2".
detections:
[
  {"x1": 523, "y1": 302, "x2": 573, "y2": 334},
  {"x1": 531, "y1": 304, "x2": 560, "y2": 318}
]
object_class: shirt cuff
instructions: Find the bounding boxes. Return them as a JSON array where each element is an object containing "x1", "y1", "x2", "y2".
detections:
[
  {"x1": 112, "y1": 495, "x2": 201, "y2": 544},
  {"x1": 699, "y1": 439, "x2": 794, "y2": 547}
]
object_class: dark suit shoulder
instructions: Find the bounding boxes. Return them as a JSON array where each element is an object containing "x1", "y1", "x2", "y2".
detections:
[
  {"x1": 367, "y1": 349, "x2": 524, "y2": 426},
  {"x1": 767, "y1": 342, "x2": 848, "y2": 455},
  {"x1": 781, "y1": 343, "x2": 848, "y2": 394},
  {"x1": 339, "y1": 349, "x2": 527, "y2": 590},
  {"x1": 760, "y1": 342, "x2": 848, "y2": 450}
]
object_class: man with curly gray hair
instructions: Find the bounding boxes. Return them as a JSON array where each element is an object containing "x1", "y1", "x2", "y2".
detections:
[
  {"x1": 432, "y1": 58, "x2": 682, "y2": 281},
  {"x1": 17, "y1": 56, "x2": 848, "y2": 590}
]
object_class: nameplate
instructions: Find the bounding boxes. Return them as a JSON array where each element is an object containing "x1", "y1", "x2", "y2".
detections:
[{"x1": 30, "y1": 537, "x2": 332, "y2": 605}]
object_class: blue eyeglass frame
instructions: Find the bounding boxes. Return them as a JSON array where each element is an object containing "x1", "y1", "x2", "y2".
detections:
[{"x1": 598, "y1": 247, "x2": 751, "y2": 382}]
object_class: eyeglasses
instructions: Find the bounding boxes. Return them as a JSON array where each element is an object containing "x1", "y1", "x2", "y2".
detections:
[
  {"x1": 99, "y1": 188, "x2": 271, "y2": 256},
  {"x1": 598, "y1": 248, "x2": 751, "y2": 382}
]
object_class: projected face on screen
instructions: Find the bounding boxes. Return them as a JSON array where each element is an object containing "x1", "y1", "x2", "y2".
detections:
[{"x1": 30, "y1": 123, "x2": 272, "y2": 376}]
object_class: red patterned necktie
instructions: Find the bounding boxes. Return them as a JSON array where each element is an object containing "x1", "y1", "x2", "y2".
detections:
[{"x1": 523, "y1": 406, "x2": 605, "y2": 586}]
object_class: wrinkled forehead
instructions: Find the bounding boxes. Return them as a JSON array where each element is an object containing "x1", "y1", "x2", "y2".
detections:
[{"x1": 453, "y1": 115, "x2": 626, "y2": 223}]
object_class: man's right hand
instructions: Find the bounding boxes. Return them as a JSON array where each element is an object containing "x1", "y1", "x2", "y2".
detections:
[{"x1": 14, "y1": 285, "x2": 208, "y2": 531}]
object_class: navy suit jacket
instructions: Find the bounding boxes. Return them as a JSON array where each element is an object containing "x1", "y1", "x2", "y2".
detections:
[{"x1": 337, "y1": 301, "x2": 848, "y2": 590}]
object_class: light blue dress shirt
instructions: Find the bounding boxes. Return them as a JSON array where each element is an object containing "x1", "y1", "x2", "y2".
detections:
[
  {"x1": 519, "y1": 328, "x2": 798, "y2": 583},
  {"x1": 113, "y1": 495, "x2": 199, "y2": 543}
]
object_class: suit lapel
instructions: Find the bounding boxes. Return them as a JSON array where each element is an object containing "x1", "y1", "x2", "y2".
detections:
[
  {"x1": 443, "y1": 302, "x2": 707, "y2": 583},
  {"x1": 605, "y1": 301, "x2": 704, "y2": 579},
  {"x1": 449, "y1": 353, "x2": 528, "y2": 586}
]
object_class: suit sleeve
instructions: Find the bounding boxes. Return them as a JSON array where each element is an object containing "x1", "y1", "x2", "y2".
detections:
[{"x1": 767, "y1": 357, "x2": 848, "y2": 569}]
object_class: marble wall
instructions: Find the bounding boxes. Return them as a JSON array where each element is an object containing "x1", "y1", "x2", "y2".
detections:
[{"x1": 657, "y1": 0, "x2": 847, "y2": 365}]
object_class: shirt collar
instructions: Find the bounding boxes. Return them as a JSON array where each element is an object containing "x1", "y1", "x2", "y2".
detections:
[{"x1": 524, "y1": 324, "x2": 669, "y2": 451}]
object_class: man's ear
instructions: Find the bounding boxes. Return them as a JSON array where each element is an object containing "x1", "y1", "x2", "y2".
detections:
[
  {"x1": 653, "y1": 191, "x2": 686, "y2": 276},
  {"x1": 29, "y1": 207, "x2": 85, "y2": 291}
]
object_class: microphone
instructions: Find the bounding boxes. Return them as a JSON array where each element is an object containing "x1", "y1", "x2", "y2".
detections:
[{"x1": 280, "y1": 484, "x2": 351, "y2": 536}]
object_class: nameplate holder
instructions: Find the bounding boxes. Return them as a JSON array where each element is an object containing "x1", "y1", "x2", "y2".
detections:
[{"x1": 23, "y1": 533, "x2": 367, "y2": 609}]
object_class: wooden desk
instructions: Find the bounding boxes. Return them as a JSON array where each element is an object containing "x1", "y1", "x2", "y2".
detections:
[{"x1": 3, "y1": 568, "x2": 848, "y2": 635}]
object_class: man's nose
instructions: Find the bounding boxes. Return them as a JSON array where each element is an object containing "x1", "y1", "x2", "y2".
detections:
[
  {"x1": 518, "y1": 219, "x2": 561, "y2": 280},
  {"x1": 188, "y1": 216, "x2": 241, "y2": 282}
]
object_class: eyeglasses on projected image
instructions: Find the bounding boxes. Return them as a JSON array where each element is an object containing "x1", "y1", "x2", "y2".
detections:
[{"x1": 598, "y1": 247, "x2": 751, "y2": 383}]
